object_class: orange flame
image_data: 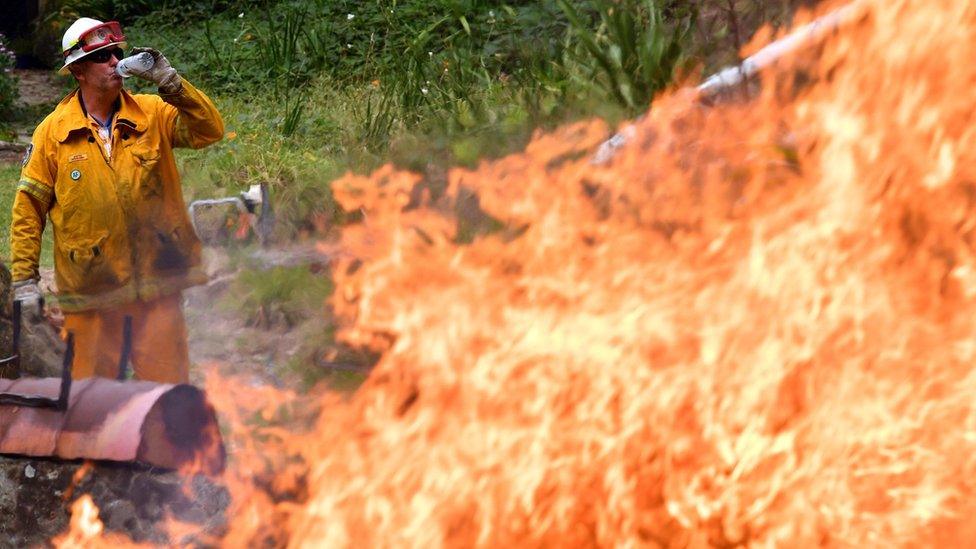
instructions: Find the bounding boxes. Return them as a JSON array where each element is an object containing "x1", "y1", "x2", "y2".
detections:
[
  {"x1": 274, "y1": 0, "x2": 976, "y2": 545},
  {"x1": 53, "y1": 495, "x2": 145, "y2": 549},
  {"x1": 54, "y1": 0, "x2": 976, "y2": 545}
]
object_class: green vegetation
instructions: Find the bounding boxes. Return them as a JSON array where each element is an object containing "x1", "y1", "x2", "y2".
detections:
[
  {"x1": 558, "y1": 0, "x2": 694, "y2": 111},
  {"x1": 10, "y1": 1, "x2": 809, "y2": 225},
  {"x1": 219, "y1": 260, "x2": 375, "y2": 389},
  {"x1": 0, "y1": 34, "x2": 18, "y2": 139},
  {"x1": 111, "y1": 0, "x2": 701, "y2": 240},
  {"x1": 0, "y1": 164, "x2": 19, "y2": 261},
  {"x1": 223, "y1": 264, "x2": 333, "y2": 328},
  {"x1": 0, "y1": 164, "x2": 54, "y2": 267}
]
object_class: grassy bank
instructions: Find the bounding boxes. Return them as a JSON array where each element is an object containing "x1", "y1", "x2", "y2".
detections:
[
  {"x1": 116, "y1": 0, "x2": 810, "y2": 233},
  {"x1": 122, "y1": 0, "x2": 649, "y2": 235}
]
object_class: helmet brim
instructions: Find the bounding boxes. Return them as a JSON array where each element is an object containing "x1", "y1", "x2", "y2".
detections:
[{"x1": 59, "y1": 40, "x2": 128, "y2": 75}]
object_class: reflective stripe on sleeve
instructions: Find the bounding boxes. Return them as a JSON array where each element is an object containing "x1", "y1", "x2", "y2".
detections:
[{"x1": 17, "y1": 178, "x2": 53, "y2": 205}]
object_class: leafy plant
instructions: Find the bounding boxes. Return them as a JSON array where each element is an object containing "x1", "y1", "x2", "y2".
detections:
[
  {"x1": 254, "y1": 4, "x2": 310, "y2": 91},
  {"x1": 558, "y1": 0, "x2": 695, "y2": 112},
  {"x1": 44, "y1": 0, "x2": 245, "y2": 23},
  {"x1": 357, "y1": 89, "x2": 396, "y2": 151},
  {"x1": 0, "y1": 34, "x2": 17, "y2": 125},
  {"x1": 281, "y1": 90, "x2": 305, "y2": 137}
]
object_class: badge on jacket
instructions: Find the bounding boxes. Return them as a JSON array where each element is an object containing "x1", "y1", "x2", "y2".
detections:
[
  {"x1": 70, "y1": 170, "x2": 81, "y2": 181},
  {"x1": 21, "y1": 143, "x2": 32, "y2": 167}
]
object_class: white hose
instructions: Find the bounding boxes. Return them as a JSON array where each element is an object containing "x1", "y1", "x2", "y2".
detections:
[{"x1": 593, "y1": 1, "x2": 868, "y2": 164}]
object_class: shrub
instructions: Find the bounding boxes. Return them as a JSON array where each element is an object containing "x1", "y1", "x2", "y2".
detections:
[
  {"x1": 0, "y1": 34, "x2": 18, "y2": 135},
  {"x1": 42, "y1": 0, "x2": 245, "y2": 24},
  {"x1": 558, "y1": 0, "x2": 695, "y2": 112}
]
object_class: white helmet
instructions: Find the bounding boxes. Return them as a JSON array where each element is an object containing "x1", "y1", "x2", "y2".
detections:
[{"x1": 59, "y1": 17, "x2": 127, "y2": 75}]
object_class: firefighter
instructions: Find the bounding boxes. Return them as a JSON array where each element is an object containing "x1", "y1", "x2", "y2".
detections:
[{"x1": 9, "y1": 17, "x2": 224, "y2": 383}]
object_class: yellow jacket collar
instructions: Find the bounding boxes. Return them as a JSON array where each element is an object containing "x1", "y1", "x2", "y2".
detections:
[{"x1": 55, "y1": 88, "x2": 148, "y2": 142}]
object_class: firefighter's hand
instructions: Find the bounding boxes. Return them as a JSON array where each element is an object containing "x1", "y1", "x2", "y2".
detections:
[
  {"x1": 129, "y1": 47, "x2": 182, "y2": 94},
  {"x1": 12, "y1": 279, "x2": 42, "y2": 319}
]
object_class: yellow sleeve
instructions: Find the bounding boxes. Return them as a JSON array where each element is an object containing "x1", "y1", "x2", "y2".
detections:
[
  {"x1": 10, "y1": 126, "x2": 54, "y2": 282},
  {"x1": 159, "y1": 77, "x2": 225, "y2": 149}
]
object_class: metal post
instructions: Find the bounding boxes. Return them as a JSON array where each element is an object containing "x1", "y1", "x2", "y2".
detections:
[
  {"x1": 10, "y1": 300, "x2": 20, "y2": 376},
  {"x1": 117, "y1": 315, "x2": 133, "y2": 381},
  {"x1": 57, "y1": 332, "x2": 73, "y2": 411}
]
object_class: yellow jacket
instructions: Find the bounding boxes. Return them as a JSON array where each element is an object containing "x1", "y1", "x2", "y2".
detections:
[{"x1": 10, "y1": 78, "x2": 224, "y2": 312}]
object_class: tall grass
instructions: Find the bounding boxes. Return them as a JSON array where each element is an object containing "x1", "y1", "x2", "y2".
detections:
[
  {"x1": 129, "y1": 1, "x2": 629, "y2": 138},
  {"x1": 41, "y1": 0, "x2": 245, "y2": 24},
  {"x1": 107, "y1": 0, "x2": 692, "y2": 245},
  {"x1": 558, "y1": 0, "x2": 695, "y2": 112}
]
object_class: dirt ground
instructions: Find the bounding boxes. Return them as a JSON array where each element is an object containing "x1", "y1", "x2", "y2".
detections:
[
  {"x1": 11, "y1": 69, "x2": 64, "y2": 109},
  {"x1": 185, "y1": 246, "x2": 331, "y2": 386}
]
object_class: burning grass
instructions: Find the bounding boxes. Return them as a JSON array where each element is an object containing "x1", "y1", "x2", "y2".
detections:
[{"x1": 59, "y1": 0, "x2": 976, "y2": 545}]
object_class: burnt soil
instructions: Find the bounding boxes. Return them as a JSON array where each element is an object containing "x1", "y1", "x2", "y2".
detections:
[{"x1": 0, "y1": 456, "x2": 229, "y2": 547}]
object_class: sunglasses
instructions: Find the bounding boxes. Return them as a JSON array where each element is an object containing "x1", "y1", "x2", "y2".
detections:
[{"x1": 83, "y1": 47, "x2": 124, "y2": 64}]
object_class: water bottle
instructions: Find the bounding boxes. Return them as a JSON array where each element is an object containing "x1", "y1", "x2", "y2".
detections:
[{"x1": 115, "y1": 52, "x2": 154, "y2": 78}]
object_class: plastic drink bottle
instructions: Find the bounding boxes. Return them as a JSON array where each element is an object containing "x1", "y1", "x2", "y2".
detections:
[{"x1": 115, "y1": 52, "x2": 154, "y2": 78}]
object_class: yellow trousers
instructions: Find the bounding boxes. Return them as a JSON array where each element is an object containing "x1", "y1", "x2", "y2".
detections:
[{"x1": 62, "y1": 293, "x2": 190, "y2": 383}]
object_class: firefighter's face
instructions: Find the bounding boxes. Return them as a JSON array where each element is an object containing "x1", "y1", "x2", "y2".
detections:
[{"x1": 71, "y1": 46, "x2": 124, "y2": 94}]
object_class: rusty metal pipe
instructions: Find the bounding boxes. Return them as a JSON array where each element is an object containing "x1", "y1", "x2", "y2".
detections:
[{"x1": 0, "y1": 377, "x2": 225, "y2": 475}]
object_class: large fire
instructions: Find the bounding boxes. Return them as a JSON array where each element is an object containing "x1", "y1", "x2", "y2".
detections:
[{"x1": 59, "y1": 0, "x2": 976, "y2": 545}]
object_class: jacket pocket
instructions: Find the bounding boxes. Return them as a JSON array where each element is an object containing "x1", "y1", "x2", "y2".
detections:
[
  {"x1": 130, "y1": 147, "x2": 164, "y2": 199},
  {"x1": 57, "y1": 232, "x2": 120, "y2": 294}
]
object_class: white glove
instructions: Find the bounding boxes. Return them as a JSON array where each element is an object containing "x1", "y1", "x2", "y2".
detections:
[
  {"x1": 128, "y1": 47, "x2": 182, "y2": 94},
  {"x1": 12, "y1": 279, "x2": 42, "y2": 317}
]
